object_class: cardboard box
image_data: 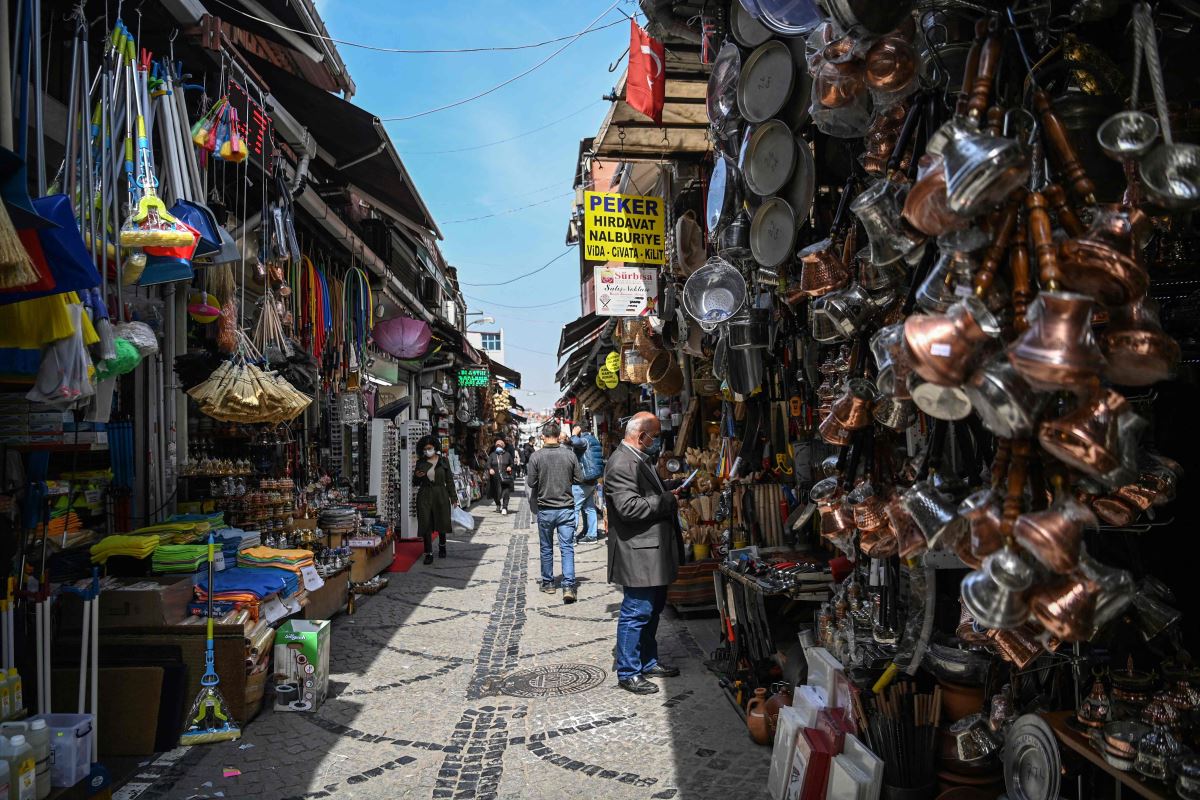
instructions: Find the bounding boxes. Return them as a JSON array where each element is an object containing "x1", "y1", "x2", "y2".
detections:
[
  {"x1": 100, "y1": 577, "x2": 193, "y2": 627},
  {"x1": 273, "y1": 620, "x2": 330, "y2": 712}
]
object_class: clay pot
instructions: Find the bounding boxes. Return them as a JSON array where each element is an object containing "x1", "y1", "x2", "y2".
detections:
[
  {"x1": 765, "y1": 682, "x2": 794, "y2": 738},
  {"x1": 747, "y1": 687, "x2": 772, "y2": 744},
  {"x1": 940, "y1": 680, "x2": 986, "y2": 724}
]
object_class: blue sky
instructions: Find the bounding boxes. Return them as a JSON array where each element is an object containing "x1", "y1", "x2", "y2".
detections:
[{"x1": 317, "y1": 1, "x2": 635, "y2": 411}]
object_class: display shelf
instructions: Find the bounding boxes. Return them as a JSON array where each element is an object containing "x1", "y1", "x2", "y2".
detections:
[{"x1": 1044, "y1": 710, "x2": 1171, "y2": 800}]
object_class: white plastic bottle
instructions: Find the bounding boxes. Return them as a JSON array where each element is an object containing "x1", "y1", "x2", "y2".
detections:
[
  {"x1": 20, "y1": 725, "x2": 45, "y2": 800},
  {"x1": 0, "y1": 673, "x2": 11, "y2": 722},
  {"x1": 0, "y1": 735, "x2": 34, "y2": 800},
  {"x1": 0, "y1": 752, "x2": 11, "y2": 800},
  {"x1": 5, "y1": 672, "x2": 21, "y2": 720}
]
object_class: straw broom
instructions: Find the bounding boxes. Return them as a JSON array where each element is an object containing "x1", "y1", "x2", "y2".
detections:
[{"x1": 0, "y1": 212, "x2": 39, "y2": 288}]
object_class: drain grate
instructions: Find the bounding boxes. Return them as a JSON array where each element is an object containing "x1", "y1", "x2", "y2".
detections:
[{"x1": 497, "y1": 663, "x2": 607, "y2": 698}]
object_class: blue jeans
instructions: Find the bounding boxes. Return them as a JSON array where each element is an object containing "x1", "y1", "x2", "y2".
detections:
[
  {"x1": 572, "y1": 483, "x2": 597, "y2": 540},
  {"x1": 615, "y1": 585, "x2": 667, "y2": 680},
  {"x1": 536, "y1": 508, "x2": 577, "y2": 587}
]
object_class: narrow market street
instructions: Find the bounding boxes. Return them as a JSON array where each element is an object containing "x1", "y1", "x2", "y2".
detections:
[{"x1": 117, "y1": 485, "x2": 769, "y2": 800}]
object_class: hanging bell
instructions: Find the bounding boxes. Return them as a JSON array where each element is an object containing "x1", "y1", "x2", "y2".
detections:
[
  {"x1": 1101, "y1": 298, "x2": 1180, "y2": 386},
  {"x1": 904, "y1": 296, "x2": 1001, "y2": 386},
  {"x1": 916, "y1": 228, "x2": 989, "y2": 314},
  {"x1": 1059, "y1": 205, "x2": 1151, "y2": 306},
  {"x1": 851, "y1": 180, "x2": 926, "y2": 266},
  {"x1": 1008, "y1": 291, "x2": 1105, "y2": 394}
]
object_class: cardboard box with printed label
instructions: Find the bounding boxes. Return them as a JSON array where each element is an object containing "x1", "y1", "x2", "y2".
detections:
[{"x1": 273, "y1": 620, "x2": 330, "y2": 712}]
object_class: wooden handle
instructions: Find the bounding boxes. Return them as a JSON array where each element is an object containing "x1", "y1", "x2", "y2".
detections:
[
  {"x1": 956, "y1": 19, "x2": 989, "y2": 117},
  {"x1": 967, "y1": 25, "x2": 1002, "y2": 125},
  {"x1": 974, "y1": 197, "x2": 1021, "y2": 297},
  {"x1": 985, "y1": 105, "x2": 1005, "y2": 137},
  {"x1": 1002, "y1": 439, "x2": 1031, "y2": 536},
  {"x1": 1044, "y1": 183, "x2": 1085, "y2": 237},
  {"x1": 992, "y1": 439, "x2": 1012, "y2": 493},
  {"x1": 1009, "y1": 219, "x2": 1032, "y2": 334},
  {"x1": 1034, "y1": 90, "x2": 1096, "y2": 204},
  {"x1": 1026, "y1": 190, "x2": 1062, "y2": 289}
]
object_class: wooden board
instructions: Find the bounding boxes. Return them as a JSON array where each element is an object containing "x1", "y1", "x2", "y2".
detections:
[
  {"x1": 304, "y1": 571, "x2": 350, "y2": 620},
  {"x1": 350, "y1": 542, "x2": 394, "y2": 584}
]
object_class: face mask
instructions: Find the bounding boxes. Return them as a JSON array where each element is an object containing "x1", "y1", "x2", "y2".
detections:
[
  {"x1": 423, "y1": 449, "x2": 435, "y2": 458},
  {"x1": 495, "y1": 446, "x2": 505, "y2": 452},
  {"x1": 643, "y1": 436, "x2": 663, "y2": 459}
]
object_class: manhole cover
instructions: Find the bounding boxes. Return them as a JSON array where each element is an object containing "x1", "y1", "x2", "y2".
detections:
[{"x1": 498, "y1": 663, "x2": 607, "y2": 698}]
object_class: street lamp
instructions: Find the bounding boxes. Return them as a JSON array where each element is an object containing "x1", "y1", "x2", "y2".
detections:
[{"x1": 466, "y1": 316, "x2": 496, "y2": 328}]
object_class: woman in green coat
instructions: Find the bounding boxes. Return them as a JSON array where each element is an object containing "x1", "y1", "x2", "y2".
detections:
[{"x1": 413, "y1": 436, "x2": 455, "y2": 565}]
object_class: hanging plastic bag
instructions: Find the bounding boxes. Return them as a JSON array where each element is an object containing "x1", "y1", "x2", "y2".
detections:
[
  {"x1": 27, "y1": 303, "x2": 95, "y2": 408},
  {"x1": 114, "y1": 321, "x2": 160, "y2": 356},
  {"x1": 451, "y1": 506, "x2": 474, "y2": 533}
]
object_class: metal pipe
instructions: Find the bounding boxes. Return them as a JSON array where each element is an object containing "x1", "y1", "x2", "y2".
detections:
[
  {"x1": 0, "y1": 0, "x2": 13, "y2": 149},
  {"x1": 31, "y1": 0, "x2": 43, "y2": 194}
]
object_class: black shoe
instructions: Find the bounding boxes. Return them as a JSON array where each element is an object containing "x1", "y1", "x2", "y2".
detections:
[
  {"x1": 642, "y1": 663, "x2": 680, "y2": 678},
  {"x1": 495, "y1": 506, "x2": 502, "y2": 513},
  {"x1": 438, "y1": 548, "x2": 447, "y2": 559},
  {"x1": 423, "y1": 554, "x2": 434, "y2": 565},
  {"x1": 562, "y1": 586, "x2": 577, "y2": 604},
  {"x1": 618, "y1": 675, "x2": 660, "y2": 695},
  {"x1": 540, "y1": 582, "x2": 556, "y2": 594}
]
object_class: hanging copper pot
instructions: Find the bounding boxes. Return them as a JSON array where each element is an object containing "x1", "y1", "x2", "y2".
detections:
[
  {"x1": 888, "y1": 493, "x2": 927, "y2": 558},
  {"x1": 861, "y1": 526, "x2": 899, "y2": 558},
  {"x1": 903, "y1": 155, "x2": 968, "y2": 237},
  {"x1": 811, "y1": 477, "x2": 855, "y2": 539},
  {"x1": 959, "y1": 489, "x2": 1005, "y2": 565},
  {"x1": 1013, "y1": 500, "x2": 1097, "y2": 573},
  {"x1": 797, "y1": 238, "x2": 851, "y2": 298},
  {"x1": 848, "y1": 482, "x2": 888, "y2": 531},
  {"x1": 813, "y1": 59, "x2": 865, "y2": 109},
  {"x1": 865, "y1": 34, "x2": 918, "y2": 92},
  {"x1": 1091, "y1": 494, "x2": 1138, "y2": 527},
  {"x1": 830, "y1": 378, "x2": 877, "y2": 430},
  {"x1": 1100, "y1": 298, "x2": 1180, "y2": 386},
  {"x1": 1039, "y1": 389, "x2": 1146, "y2": 486},
  {"x1": 1008, "y1": 291, "x2": 1105, "y2": 394},
  {"x1": 1059, "y1": 205, "x2": 1151, "y2": 306},
  {"x1": 987, "y1": 626, "x2": 1044, "y2": 669},
  {"x1": 1029, "y1": 575, "x2": 1100, "y2": 642},
  {"x1": 904, "y1": 296, "x2": 1001, "y2": 386}
]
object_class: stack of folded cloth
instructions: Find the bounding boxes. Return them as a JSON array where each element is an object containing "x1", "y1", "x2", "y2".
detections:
[
  {"x1": 194, "y1": 565, "x2": 292, "y2": 606},
  {"x1": 234, "y1": 566, "x2": 300, "y2": 598},
  {"x1": 169, "y1": 511, "x2": 226, "y2": 529},
  {"x1": 90, "y1": 534, "x2": 160, "y2": 563},
  {"x1": 237, "y1": 546, "x2": 315, "y2": 575},
  {"x1": 134, "y1": 521, "x2": 209, "y2": 543},
  {"x1": 213, "y1": 528, "x2": 256, "y2": 563},
  {"x1": 152, "y1": 544, "x2": 210, "y2": 574}
]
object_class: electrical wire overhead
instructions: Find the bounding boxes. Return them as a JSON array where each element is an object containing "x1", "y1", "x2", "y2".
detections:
[
  {"x1": 441, "y1": 192, "x2": 573, "y2": 225},
  {"x1": 381, "y1": 0, "x2": 623, "y2": 121},
  {"x1": 465, "y1": 294, "x2": 577, "y2": 309},
  {"x1": 402, "y1": 101, "x2": 602, "y2": 155},
  {"x1": 211, "y1": 0, "x2": 627, "y2": 54},
  {"x1": 460, "y1": 249, "x2": 572, "y2": 286}
]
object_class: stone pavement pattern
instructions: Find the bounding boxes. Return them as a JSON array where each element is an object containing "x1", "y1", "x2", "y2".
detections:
[{"x1": 117, "y1": 484, "x2": 771, "y2": 800}]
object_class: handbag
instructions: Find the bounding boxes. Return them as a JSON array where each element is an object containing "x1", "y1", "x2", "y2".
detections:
[{"x1": 451, "y1": 506, "x2": 474, "y2": 533}]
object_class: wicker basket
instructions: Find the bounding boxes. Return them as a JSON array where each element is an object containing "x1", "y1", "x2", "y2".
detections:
[
  {"x1": 620, "y1": 347, "x2": 651, "y2": 384},
  {"x1": 692, "y1": 361, "x2": 721, "y2": 396},
  {"x1": 648, "y1": 351, "x2": 684, "y2": 396},
  {"x1": 634, "y1": 323, "x2": 661, "y2": 359}
]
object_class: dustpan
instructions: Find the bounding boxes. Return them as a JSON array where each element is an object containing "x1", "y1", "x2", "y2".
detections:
[
  {"x1": 193, "y1": 226, "x2": 239, "y2": 267},
  {"x1": 169, "y1": 200, "x2": 221, "y2": 257},
  {"x1": 0, "y1": 194, "x2": 101, "y2": 304},
  {"x1": 139, "y1": 223, "x2": 199, "y2": 287}
]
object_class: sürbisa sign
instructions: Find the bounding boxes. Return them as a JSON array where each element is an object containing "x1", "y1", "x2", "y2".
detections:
[{"x1": 582, "y1": 191, "x2": 666, "y2": 265}]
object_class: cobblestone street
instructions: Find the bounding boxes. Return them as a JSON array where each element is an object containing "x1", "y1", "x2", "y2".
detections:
[{"x1": 118, "y1": 485, "x2": 770, "y2": 800}]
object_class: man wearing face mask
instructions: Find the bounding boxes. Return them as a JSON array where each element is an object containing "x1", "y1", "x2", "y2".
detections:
[
  {"x1": 604, "y1": 411, "x2": 684, "y2": 694},
  {"x1": 413, "y1": 435, "x2": 456, "y2": 565},
  {"x1": 487, "y1": 437, "x2": 514, "y2": 515}
]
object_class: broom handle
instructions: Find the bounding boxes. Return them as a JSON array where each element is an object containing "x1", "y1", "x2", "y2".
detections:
[{"x1": 0, "y1": 0, "x2": 11, "y2": 149}]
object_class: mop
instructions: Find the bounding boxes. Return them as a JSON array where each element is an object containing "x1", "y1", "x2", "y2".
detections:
[{"x1": 180, "y1": 532, "x2": 240, "y2": 745}]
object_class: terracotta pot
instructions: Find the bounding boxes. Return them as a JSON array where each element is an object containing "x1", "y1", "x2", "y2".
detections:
[
  {"x1": 747, "y1": 687, "x2": 772, "y2": 744},
  {"x1": 765, "y1": 682, "x2": 794, "y2": 738},
  {"x1": 940, "y1": 680, "x2": 986, "y2": 723}
]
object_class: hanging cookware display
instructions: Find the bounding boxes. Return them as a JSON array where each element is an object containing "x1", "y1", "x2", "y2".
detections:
[
  {"x1": 737, "y1": 40, "x2": 798, "y2": 124},
  {"x1": 749, "y1": 196, "x2": 796, "y2": 268}
]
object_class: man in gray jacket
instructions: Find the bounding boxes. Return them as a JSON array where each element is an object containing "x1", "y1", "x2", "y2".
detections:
[
  {"x1": 604, "y1": 412, "x2": 683, "y2": 694},
  {"x1": 526, "y1": 421, "x2": 585, "y2": 603}
]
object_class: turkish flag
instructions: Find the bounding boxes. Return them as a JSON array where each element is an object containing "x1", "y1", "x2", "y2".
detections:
[{"x1": 627, "y1": 20, "x2": 665, "y2": 125}]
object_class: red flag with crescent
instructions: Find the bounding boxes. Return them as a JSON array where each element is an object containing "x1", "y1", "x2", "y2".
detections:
[{"x1": 627, "y1": 20, "x2": 665, "y2": 125}]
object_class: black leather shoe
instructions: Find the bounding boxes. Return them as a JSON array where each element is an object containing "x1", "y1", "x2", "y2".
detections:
[
  {"x1": 618, "y1": 675, "x2": 660, "y2": 695},
  {"x1": 642, "y1": 664, "x2": 680, "y2": 678},
  {"x1": 423, "y1": 554, "x2": 434, "y2": 565},
  {"x1": 438, "y1": 548, "x2": 447, "y2": 559}
]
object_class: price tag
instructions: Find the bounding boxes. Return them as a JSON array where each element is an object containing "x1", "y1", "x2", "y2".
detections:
[
  {"x1": 300, "y1": 565, "x2": 325, "y2": 592},
  {"x1": 262, "y1": 596, "x2": 288, "y2": 624}
]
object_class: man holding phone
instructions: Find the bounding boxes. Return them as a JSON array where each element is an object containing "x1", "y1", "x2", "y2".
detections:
[{"x1": 604, "y1": 412, "x2": 685, "y2": 694}]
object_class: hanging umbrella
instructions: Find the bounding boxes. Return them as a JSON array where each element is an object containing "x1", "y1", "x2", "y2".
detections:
[{"x1": 372, "y1": 316, "x2": 431, "y2": 359}]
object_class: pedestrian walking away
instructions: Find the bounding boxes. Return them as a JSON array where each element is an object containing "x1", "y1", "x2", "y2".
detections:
[
  {"x1": 487, "y1": 436, "x2": 514, "y2": 514},
  {"x1": 604, "y1": 412, "x2": 684, "y2": 695},
  {"x1": 569, "y1": 424, "x2": 604, "y2": 543},
  {"x1": 412, "y1": 435, "x2": 456, "y2": 565},
  {"x1": 525, "y1": 421, "x2": 584, "y2": 603}
]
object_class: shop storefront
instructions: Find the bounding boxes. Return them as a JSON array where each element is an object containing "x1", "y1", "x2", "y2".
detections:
[{"x1": 560, "y1": 3, "x2": 1199, "y2": 799}]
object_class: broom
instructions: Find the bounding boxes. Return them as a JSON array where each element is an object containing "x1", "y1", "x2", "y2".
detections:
[
  {"x1": 0, "y1": 202, "x2": 38, "y2": 288},
  {"x1": 179, "y1": 532, "x2": 241, "y2": 745}
]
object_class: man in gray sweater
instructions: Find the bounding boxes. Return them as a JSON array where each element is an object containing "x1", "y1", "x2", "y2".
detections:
[{"x1": 526, "y1": 421, "x2": 585, "y2": 603}]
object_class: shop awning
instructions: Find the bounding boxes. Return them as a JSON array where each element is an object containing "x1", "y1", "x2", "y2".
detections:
[
  {"x1": 249, "y1": 60, "x2": 441, "y2": 238},
  {"x1": 488, "y1": 358, "x2": 522, "y2": 389},
  {"x1": 592, "y1": 45, "x2": 711, "y2": 160},
  {"x1": 558, "y1": 314, "x2": 611, "y2": 358}
]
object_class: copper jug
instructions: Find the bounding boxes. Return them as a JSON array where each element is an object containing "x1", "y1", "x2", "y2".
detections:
[
  {"x1": 861, "y1": 526, "x2": 899, "y2": 559},
  {"x1": 1059, "y1": 205, "x2": 1151, "y2": 306},
  {"x1": 959, "y1": 489, "x2": 1005, "y2": 564},
  {"x1": 811, "y1": 477, "x2": 855, "y2": 540},
  {"x1": 798, "y1": 238, "x2": 851, "y2": 298},
  {"x1": 1039, "y1": 389, "x2": 1146, "y2": 486},
  {"x1": 814, "y1": 59, "x2": 865, "y2": 109},
  {"x1": 1008, "y1": 291, "x2": 1105, "y2": 393},
  {"x1": 1091, "y1": 494, "x2": 1138, "y2": 527},
  {"x1": 831, "y1": 378, "x2": 877, "y2": 430},
  {"x1": 903, "y1": 154, "x2": 969, "y2": 237},
  {"x1": 1030, "y1": 575, "x2": 1100, "y2": 642},
  {"x1": 851, "y1": 180, "x2": 926, "y2": 266},
  {"x1": 885, "y1": 493, "x2": 926, "y2": 558},
  {"x1": 1013, "y1": 500, "x2": 1097, "y2": 573},
  {"x1": 848, "y1": 482, "x2": 888, "y2": 531},
  {"x1": 1101, "y1": 298, "x2": 1180, "y2": 386},
  {"x1": 904, "y1": 296, "x2": 1001, "y2": 386},
  {"x1": 916, "y1": 228, "x2": 990, "y2": 314}
]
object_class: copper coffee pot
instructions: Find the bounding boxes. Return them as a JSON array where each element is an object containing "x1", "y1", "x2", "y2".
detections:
[
  {"x1": 1091, "y1": 494, "x2": 1138, "y2": 526},
  {"x1": 848, "y1": 482, "x2": 888, "y2": 531},
  {"x1": 865, "y1": 34, "x2": 918, "y2": 93},
  {"x1": 1038, "y1": 389, "x2": 1147, "y2": 487},
  {"x1": 987, "y1": 626, "x2": 1044, "y2": 669},
  {"x1": 888, "y1": 493, "x2": 927, "y2": 558},
  {"x1": 797, "y1": 238, "x2": 851, "y2": 299},
  {"x1": 1100, "y1": 298, "x2": 1180, "y2": 386},
  {"x1": 959, "y1": 489, "x2": 1005, "y2": 566},
  {"x1": 1007, "y1": 291, "x2": 1105, "y2": 393},
  {"x1": 1059, "y1": 205, "x2": 1151, "y2": 306},
  {"x1": 811, "y1": 477, "x2": 855, "y2": 540},
  {"x1": 861, "y1": 527, "x2": 899, "y2": 559},
  {"x1": 904, "y1": 296, "x2": 1001, "y2": 386},
  {"x1": 814, "y1": 59, "x2": 865, "y2": 109},
  {"x1": 1013, "y1": 499, "x2": 1097, "y2": 573},
  {"x1": 1029, "y1": 574, "x2": 1100, "y2": 642},
  {"x1": 903, "y1": 155, "x2": 969, "y2": 237},
  {"x1": 830, "y1": 378, "x2": 877, "y2": 430}
]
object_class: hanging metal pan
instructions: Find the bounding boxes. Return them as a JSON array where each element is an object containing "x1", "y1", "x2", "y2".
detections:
[
  {"x1": 707, "y1": 42, "x2": 743, "y2": 128},
  {"x1": 730, "y1": 3, "x2": 773, "y2": 48},
  {"x1": 781, "y1": 135, "x2": 817, "y2": 225},
  {"x1": 737, "y1": 40, "x2": 796, "y2": 124},
  {"x1": 750, "y1": 196, "x2": 796, "y2": 268},
  {"x1": 742, "y1": 119, "x2": 797, "y2": 197},
  {"x1": 706, "y1": 153, "x2": 742, "y2": 233}
]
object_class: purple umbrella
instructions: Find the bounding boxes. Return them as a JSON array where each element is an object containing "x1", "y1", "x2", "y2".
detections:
[{"x1": 373, "y1": 317, "x2": 432, "y2": 359}]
